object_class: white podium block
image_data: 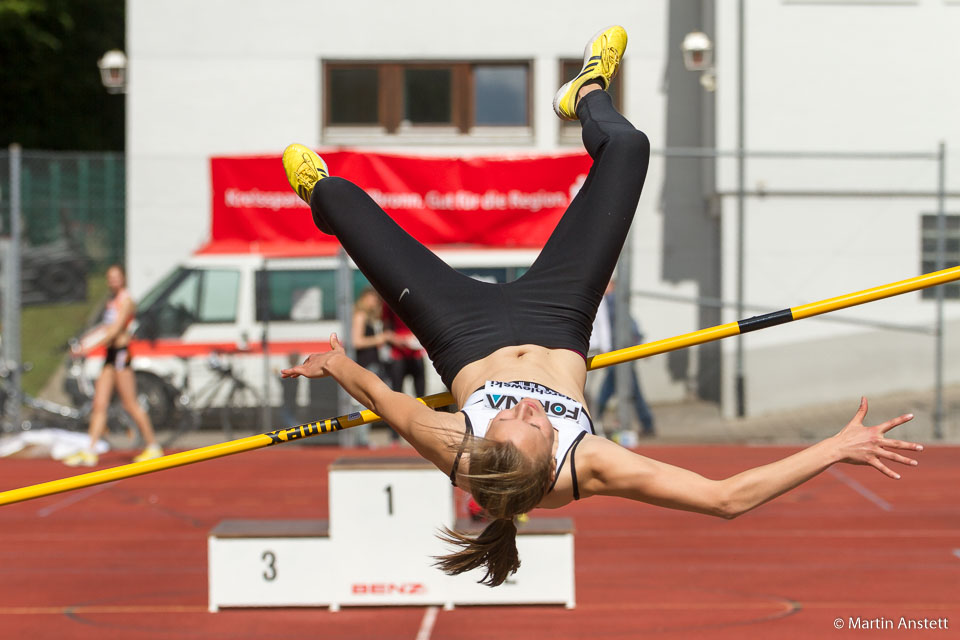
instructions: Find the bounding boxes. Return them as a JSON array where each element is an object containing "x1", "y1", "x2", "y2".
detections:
[
  {"x1": 444, "y1": 518, "x2": 576, "y2": 608},
  {"x1": 208, "y1": 519, "x2": 333, "y2": 611},
  {"x1": 329, "y1": 457, "x2": 454, "y2": 539},
  {"x1": 329, "y1": 457, "x2": 455, "y2": 607},
  {"x1": 208, "y1": 457, "x2": 576, "y2": 610}
]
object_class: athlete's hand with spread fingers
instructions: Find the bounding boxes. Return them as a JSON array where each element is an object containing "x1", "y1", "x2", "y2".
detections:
[
  {"x1": 831, "y1": 397, "x2": 923, "y2": 479},
  {"x1": 280, "y1": 333, "x2": 348, "y2": 379}
]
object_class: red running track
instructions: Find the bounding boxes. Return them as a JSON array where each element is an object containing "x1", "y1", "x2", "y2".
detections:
[{"x1": 0, "y1": 444, "x2": 957, "y2": 639}]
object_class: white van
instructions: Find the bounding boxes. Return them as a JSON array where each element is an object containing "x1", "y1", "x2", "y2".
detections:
[{"x1": 76, "y1": 248, "x2": 540, "y2": 432}]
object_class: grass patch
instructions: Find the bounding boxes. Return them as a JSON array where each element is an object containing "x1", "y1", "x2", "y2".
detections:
[{"x1": 19, "y1": 274, "x2": 108, "y2": 397}]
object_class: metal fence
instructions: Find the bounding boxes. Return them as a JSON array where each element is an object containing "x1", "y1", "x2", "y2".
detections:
[
  {"x1": 0, "y1": 148, "x2": 125, "y2": 284},
  {"x1": 1, "y1": 146, "x2": 126, "y2": 431}
]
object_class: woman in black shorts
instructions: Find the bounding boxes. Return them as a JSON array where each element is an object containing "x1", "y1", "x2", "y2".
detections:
[
  {"x1": 280, "y1": 26, "x2": 922, "y2": 587},
  {"x1": 64, "y1": 264, "x2": 162, "y2": 466}
]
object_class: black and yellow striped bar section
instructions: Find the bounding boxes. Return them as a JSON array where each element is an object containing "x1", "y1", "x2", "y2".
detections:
[
  {"x1": 588, "y1": 264, "x2": 960, "y2": 371},
  {"x1": 1, "y1": 265, "x2": 958, "y2": 507}
]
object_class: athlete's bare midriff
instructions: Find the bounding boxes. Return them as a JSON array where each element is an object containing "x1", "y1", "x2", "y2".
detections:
[{"x1": 450, "y1": 345, "x2": 589, "y2": 409}]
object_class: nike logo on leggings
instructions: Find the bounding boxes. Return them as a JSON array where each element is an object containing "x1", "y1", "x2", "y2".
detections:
[{"x1": 399, "y1": 288, "x2": 410, "y2": 302}]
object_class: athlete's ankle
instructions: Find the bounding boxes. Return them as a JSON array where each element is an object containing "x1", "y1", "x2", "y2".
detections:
[{"x1": 576, "y1": 81, "x2": 604, "y2": 106}]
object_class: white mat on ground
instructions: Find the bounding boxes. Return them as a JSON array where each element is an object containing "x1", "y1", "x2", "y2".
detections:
[{"x1": 0, "y1": 429, "x2": 110, "y2": 459}]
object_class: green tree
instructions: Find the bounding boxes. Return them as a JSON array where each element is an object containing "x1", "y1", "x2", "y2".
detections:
[{"x1": 0, "y1": 0, "x2": 125, "y2": 150}]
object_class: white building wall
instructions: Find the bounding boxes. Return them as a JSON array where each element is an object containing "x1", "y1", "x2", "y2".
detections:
[
  {"x1": 127, "y1": 0, "x2": 958, "y2": 414},
  {"x1": 127, "y1": 1, "x2": 670, "y2": 286},
  {"x1": 714, "y1": 0, "x2": 960, "y2": 415},
  {"x1": 126, "y1": 1, "x2": 690, "y2": 402}
]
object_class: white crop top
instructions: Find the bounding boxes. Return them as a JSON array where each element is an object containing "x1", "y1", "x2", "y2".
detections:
[{"x1": 454, "y1": 380, "x2": 595, "y2": 495}]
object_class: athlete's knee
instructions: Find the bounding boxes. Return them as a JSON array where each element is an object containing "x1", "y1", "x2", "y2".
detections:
[{"x1": 609, "y1": 128, "x2": 650, "y2": 162}]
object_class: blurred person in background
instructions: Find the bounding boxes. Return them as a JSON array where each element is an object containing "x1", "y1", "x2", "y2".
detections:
[
  {"x1": 350, "y1": 288, "x2": 392, "y2": 446},
  {"x1": 64, "y1": 264, "x2": 162, "y2": 466},
  {"x1": 589, "y1": 279, "x2": 654, "y2": 439},
  {"x1": 382, "y1": 304, "x2": 425, "y2": 445}
]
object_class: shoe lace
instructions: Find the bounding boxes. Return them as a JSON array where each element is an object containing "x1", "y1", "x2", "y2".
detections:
[
  {"x1": 295, "y1": 153, "x2": 318, "y2": 185},
  {"x1": 599, "y1": 35, "x2": 621, "y2": 79}
]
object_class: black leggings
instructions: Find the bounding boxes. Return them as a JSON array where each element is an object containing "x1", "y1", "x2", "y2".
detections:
[
  {"x1": 310, "y1": 90, "x2": 650, "y2": 388},
  {"x1": 389, "y1": 356, "x2": 426, "y2": 398}
]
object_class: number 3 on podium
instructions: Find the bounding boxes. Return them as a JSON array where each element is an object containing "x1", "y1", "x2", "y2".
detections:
[{"x1": 262, "y1": 550, "x2": 277, "y2": 581}]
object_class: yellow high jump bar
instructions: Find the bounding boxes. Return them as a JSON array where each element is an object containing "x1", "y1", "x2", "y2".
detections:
[{"x1": 1, "y1": 264, "x2": 958, "y2": 507}]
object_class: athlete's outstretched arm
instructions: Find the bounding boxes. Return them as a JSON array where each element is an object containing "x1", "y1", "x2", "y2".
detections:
[
  {"x1": 580, "y1": 398, "x2": 922, "y2": 518},
  {"x1": 280, "y1": 334, "x2": 460, "y2": 470}
]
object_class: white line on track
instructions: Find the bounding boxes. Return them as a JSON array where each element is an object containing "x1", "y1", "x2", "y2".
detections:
[
  {"x1": 415, "y1": 605, "x2": 439, "y2": 640},
  {"x1": 828, "y1": 467, "x2": 892, "y2": 512},
  {"x1": 952, "y1": 549, "x2": 960, "y2": 560},
  {"x1": 35, "y1": 484, "x2": 108, "y2": 517}
]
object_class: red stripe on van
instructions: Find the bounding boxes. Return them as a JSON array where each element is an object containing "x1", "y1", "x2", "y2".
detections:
[{"x1": 87, "y1": 339, "x2": 333, "y2": 359}]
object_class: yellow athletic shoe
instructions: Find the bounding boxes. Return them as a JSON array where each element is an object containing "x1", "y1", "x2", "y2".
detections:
[
  {"x1": 63, "y1": 450, "x2": 97, "y2": 467},
  {"x1": 552, "y1": 25, "x2": 628, "y2": 121},
  {"x1": 282, "y1": 143, "x2": 328, "y2": 205},
  {"x1": 132, "y1": 444, "x2": 164, "y2": 463}
]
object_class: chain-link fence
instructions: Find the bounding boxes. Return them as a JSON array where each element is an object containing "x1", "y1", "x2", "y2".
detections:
[{"x1": 0, "y1": 149, "x2": 124, "y2": 306}]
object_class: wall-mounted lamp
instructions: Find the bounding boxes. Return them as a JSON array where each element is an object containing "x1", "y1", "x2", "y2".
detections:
[{"x1": 98, "y1": 50, "x2": 128, "y2": 94}]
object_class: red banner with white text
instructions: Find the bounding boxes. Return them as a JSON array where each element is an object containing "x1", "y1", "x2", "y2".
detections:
[{"x1": 206, "y1": 150, "x2": 592, "y2": 256}]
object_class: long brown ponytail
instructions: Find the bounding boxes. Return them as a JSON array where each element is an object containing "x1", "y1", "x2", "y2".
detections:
[{"x1": 434, "y1": 436, "x2": 552, "y2": 586}]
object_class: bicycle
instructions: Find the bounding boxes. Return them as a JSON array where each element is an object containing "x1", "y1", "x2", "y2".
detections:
[
  {"x1": 0, "y1": 358, "x2": 141, "y2": 447},
  {"x1": 160, "y1": 351, "x2": 264, "y2": 448}
]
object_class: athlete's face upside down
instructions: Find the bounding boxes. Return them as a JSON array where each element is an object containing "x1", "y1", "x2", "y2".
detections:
[{"x1": 484, "y1": 398, "x2": 558, "y2": 482}]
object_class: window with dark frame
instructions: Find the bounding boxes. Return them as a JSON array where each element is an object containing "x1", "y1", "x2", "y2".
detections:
[
  {"x1": 920, "y1": 214, "x2": 960, "y2": 300},
  {"x1": 255, "y1": 270, "x2": 373, "y2": 322},
  {"x1": 324, "y1": 62, "x2": 531, "y2": 134},
  {"x1": 559, "y1": 59, "x2": 623, "y2": 128},
  {"x1": 474, "y1": 65, "x2": 528, "y2": 126},
  {"x1": 328, "y1": 66, "x2": 379, "y2": 125},
  {"x1": 136, "y1": 268, "x2": 241, "y2": 338},
  {"x1": 404, "y1": 67, "x2": 453, "y2": 124}
]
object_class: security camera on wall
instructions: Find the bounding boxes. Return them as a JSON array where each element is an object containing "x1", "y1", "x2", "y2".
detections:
[{"x1": 681, "y1": 31, "x2": 713, "y2": 72}]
